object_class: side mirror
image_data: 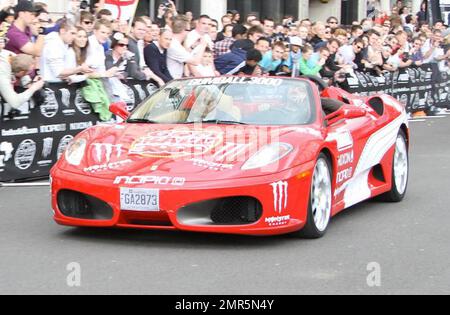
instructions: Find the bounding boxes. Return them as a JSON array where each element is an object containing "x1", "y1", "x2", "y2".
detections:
[
  {"x1": 325, "y1": 105, "x2": 367, "y2": 126},
  {"x1": 109, "y1": 102, "x2": 130, "y2": 120}
]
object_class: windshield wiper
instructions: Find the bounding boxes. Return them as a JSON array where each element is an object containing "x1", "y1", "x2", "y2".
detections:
[
  {"x1": 127, "y1": 118, "x2": 159, "y2": 124},
  {"x1": 186, "y1": 120, "x2": 247, "y2": 125}
]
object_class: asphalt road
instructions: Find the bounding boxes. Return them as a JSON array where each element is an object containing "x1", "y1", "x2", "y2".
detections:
[{"x1": 1, "y1": 116, "x2": 450, "y2": 295}]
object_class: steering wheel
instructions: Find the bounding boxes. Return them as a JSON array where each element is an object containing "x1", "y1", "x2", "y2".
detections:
[{"x1": 299, "y1": 75, "x2": 329, "y2": 92}]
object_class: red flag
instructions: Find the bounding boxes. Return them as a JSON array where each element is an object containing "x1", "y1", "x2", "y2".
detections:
[{"x1": 104, "y1": 0, "x2": 138, "y2": 21}]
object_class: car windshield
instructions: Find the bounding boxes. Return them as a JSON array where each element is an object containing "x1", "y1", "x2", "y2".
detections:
[{"x1": 128, "y1": 77, "x2": 315, "y2": 125}]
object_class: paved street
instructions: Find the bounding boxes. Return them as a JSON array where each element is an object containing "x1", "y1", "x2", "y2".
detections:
[{"x1": 1, "y1": 116, "x2": 450, "y2": 295}]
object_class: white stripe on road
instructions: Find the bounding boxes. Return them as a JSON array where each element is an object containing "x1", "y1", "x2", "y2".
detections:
[{"x1": 0, "y1": 182, "x2": 50, "y2": 187}]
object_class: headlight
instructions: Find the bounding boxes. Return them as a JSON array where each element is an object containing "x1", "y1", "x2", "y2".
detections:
[
  {"x1": 242, "y1": 143, "x2": 293, "y2": 170},
  {"x1": 64, "y1": 138, "x2": 87, "y2": 166}
]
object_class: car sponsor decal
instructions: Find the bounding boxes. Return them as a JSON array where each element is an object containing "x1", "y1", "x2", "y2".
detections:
[
  {"x1": 84, "y1": 159, "x2": 133, "y2": 173},
  {"x1": 271, "y1": 181, "x2": 288, "y2": 214},
  {"x1": 343, "y1": 113, "x2": 407, "y2": 208},
  {"x1": 337, "y1": 151, "x2": 354, "y2": 168},
  {"x1": 265, "y1": 215, "x2": 291, "y2": 227},
  {"x1": 114, "y1": 176, "x2": 186, "y2": 186},
  {"x1": 92, "y1": 143, "x2": 123, "y2": 163},
  {"x1": 187, "y1": 76, "x2": 283, "y2": 87},
  {"x1": 129, "y1": 130, "x2": 223, "y2": 158},
  {"x1": 190, "y1": 158, "x2": 234, "y2": 171},
  {"x1": 337, "y1": 167, "x2": 353, "y2": 184}
]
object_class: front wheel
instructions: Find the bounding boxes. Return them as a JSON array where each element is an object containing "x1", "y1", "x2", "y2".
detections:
[
  {"x1": 380, "y1": 130, "x2": 409, "y2": 202},
  {"x1": 293, "y1": 153, "x2": 333, "y2": 239}
]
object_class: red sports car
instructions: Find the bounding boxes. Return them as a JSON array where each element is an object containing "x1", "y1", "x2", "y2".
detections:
[{"x1": 51, "y1": 76, "x2": 409, "y2": 238}]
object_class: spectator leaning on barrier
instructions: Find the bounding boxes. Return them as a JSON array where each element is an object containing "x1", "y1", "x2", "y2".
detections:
[
  {"x1": 40, "y1": 21, "x2": 93, "y2": 83},
  {"x1": 189, "y1": 47, "x2": 220, "y2": 77},
  {"x1": 259, "y1": 41, "x2": 285, "y2": 75},
  {"x1": 5, "y1": 0, "x2": 44, "y2": 57},
  {"x1": 144, "y1": 28, "x2": 173, "y2": 83},
  {"x1": 299, "y1": 44, "x2": 326, "y2": 76},
  {"x1": 71, "y1": 26, "x2": 89, "y2": 68},
  {"x1": 338, "y1": 38, "x2": 365, "y2": 70},
  {"x1": 106, "y1": 32, "x2": 144, "y2": 82},
  {"x1": 214, "y1": 44, "x2": 247, "y2": 75},
  {"x1": 185, "y1": 14, "x2": 213, "y2": 52},
  {"x1": 236, "y1": 49, "x2": 263, "y2": 76},
  {"x1": 82, "y1": 19, "x2": 117, "y2": 122},
  {"x1": 0, "y1": 53, "x2": 44, "y2": 111},
  {"x1": 168, "y1": 15, "x2": 207, "y2": 79},
  {"x1": 254, "y1": 37, "x2": 270, "y2": 56},
  {"x1": 127, "y1": 17, "x2": 164, "y2": 85},
  {"x1": 86, "y1": 19, "x2": 115, "y2": 76}
]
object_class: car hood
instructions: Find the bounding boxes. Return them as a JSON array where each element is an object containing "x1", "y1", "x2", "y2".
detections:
[{"x1": 62, "y1": 123, "x2": 323, "y2": 181}]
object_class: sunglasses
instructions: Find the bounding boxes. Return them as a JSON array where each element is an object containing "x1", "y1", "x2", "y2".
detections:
[
  {"x1": 117, "y1": 43, "x2": 128, "y2": 47},
  {"x1": 83, "y1": 21, "x2": 93, "y2": 25}
]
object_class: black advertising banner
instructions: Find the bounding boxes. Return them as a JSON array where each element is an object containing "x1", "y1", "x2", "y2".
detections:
[
  {"x1": 340, "y1": 65, "x2": 450, "y2": 113},
  {"x1": 0, "y1": 80, "x2": 158, "y2": 182}
]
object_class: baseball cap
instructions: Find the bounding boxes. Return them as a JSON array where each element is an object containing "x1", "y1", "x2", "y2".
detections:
[
  {"x1": 15, "y1": 1, "x2": 37, "y2": 14},
  {"x1": 289, "y1": 37, "x2": 303, "y2": 47}
]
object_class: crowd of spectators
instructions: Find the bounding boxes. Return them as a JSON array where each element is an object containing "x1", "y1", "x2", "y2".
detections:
[{"x1": 0, "y1": 0, "x2": 449, "y2": 120}]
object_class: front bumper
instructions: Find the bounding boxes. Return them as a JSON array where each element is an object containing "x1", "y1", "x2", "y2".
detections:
[{"x1": 51, "y1": 163, "x2": 314, "y2": 236}]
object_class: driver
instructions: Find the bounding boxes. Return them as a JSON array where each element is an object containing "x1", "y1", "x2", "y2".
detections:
[
  {"x1": 285, "y1": 86, "x2": 311, "y2": 122},
  {"x1": 187, "y1": 85, "x2": 241, "y2": 122}
]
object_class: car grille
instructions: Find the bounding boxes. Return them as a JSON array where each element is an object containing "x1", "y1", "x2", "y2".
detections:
[
  {"x1": 177, "y1": 197, "x2": 263, "y2": 226},
  {"x1": 57, "y1": 190, "x2": 113, "y2": 220}
]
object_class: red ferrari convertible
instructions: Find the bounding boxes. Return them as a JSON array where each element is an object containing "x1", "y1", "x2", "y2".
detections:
[{"x1": 51, "y1": 76, "x2": 409, "y2": 238}]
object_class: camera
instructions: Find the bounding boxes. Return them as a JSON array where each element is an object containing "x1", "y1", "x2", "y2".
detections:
[
  {"x1": 161, "y1": 0, "x2": 171, "y2": 9},
  {"x1": 80, "y1": 0, "x2": 89, "y2": 10}
]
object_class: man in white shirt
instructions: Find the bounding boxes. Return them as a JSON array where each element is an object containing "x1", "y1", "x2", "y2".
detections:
[
  {"x1": 422, "y1": 30, "x2": 449, "y2": 71},
  {"x1": 86, "y1": 19, "x2": 111, "y2": 74},
  {"x1": 185, "y1": 15, "x2": 214, "y2": 52},
  {"x1": 40, "y1": 21, "x2": 92, "y2": 82},
  {"x1": 168, "y1": 15, "x2": 207, "y2": 79},
  {"x1": 338, "y1": 38, "x2": 365, "y2": 70}
]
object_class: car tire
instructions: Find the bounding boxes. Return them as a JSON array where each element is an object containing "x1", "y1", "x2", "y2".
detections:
[
  {"x1": 294, "y1": 153, "x2": 333, "y2": 239},
  {"x1": 380, "y1": 130, "x2": 409, "y2": 202}
]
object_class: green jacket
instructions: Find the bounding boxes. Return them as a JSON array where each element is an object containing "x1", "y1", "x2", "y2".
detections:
[
  {"x1": 299, "y1": 58, "x2": 322, "y2": 76},
  {"x1": 81, "y1": 79, "x2": 112, "y2": 121}
]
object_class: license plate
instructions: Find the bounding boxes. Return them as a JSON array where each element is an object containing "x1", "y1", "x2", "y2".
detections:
[{"x1": 120, "y1": 188, "x2": 160, "y2": 212}]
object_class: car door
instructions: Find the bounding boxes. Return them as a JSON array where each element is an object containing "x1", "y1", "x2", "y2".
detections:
[{"x1": 325, "y1": 109, "x2": 378, "y2": 212}]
